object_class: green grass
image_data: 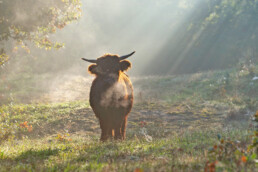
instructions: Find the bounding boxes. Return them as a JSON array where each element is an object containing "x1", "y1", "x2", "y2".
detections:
[
  {"x1": 0, "y1": 65, "x2": 257, "y2": 171},
  {"x1": 0, "y1": 126, "x2": 255, "y2": 171}
]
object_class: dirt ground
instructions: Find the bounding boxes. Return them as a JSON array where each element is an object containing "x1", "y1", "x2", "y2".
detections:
[{"x1": 29, "y1": 75, "x2": 252, "y2": 140}]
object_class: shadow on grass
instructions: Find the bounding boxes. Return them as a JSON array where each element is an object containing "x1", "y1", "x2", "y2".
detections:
[
  {"x1": 15, "y1": 148, "x2": 61, "y2": 161},
  {"x1": 0, "y1": 148, "x2": 62, "y2": 170},
  {"x1": 40, "y1": 140, "x2": 205, "y2": 171}
]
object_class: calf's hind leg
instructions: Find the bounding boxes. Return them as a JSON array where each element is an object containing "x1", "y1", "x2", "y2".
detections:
[
  {"x1": 121, "y1": 117, "x2": 128, "y2": 140},
  {"x1": 114, "y1": 118, "x2": 123, "y2": 140},
  {"x1": 114, "y1": 126, "x2": 122, "y2": 140},
  {"x1": 114, "y1": 117, "x2": 128, "y2": 140}
]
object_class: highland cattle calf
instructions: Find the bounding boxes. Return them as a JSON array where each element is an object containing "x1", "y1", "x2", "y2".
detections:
[{"x1": 82, "y1": 51, "x2": 135, "y2": 141}]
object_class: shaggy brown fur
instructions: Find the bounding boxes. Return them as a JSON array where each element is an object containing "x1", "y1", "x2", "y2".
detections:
[{"x1": 87, "y1": 54, "x2": 133, "y2": 141}]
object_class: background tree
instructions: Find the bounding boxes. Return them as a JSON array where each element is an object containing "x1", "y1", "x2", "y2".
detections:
[
  {"x1": 0, "y1": 0, "x2": 81, "y2": 66},
  {"x1": 145, "y1": 0, "x2": 258, "y2": 75}
]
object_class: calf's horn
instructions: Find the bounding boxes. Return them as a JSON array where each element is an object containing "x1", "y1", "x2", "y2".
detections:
[
  {"x1": 81, "y1": 58, "x2": 97, "y2": 63},
  {"x1": 119, "y1": 51, "x2": 135, "y2": 61}
]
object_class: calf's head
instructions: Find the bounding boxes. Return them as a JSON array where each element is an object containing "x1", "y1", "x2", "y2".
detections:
[{"x1": 82, "y1": 51, "x2": 135, "y2": 76}]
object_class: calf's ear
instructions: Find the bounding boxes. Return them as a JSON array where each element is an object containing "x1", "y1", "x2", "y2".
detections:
[
  {"x1": 88, "y1": 64, "x2": 99, "y2": 74},
  {"x1": 120, "y1": 60, "x2": 131, "y2": 71}
]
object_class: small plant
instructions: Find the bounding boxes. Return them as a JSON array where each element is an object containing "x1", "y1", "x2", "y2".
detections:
[
  {"x1": 237, "y1": 50, "x2": 257, "y2": 78},
  {"x1": 56, "y1": 133, "x2": 72, "y2": 142},
  {"x1": 134, "y1": 168, "x2": 144, "y2": 172},
  {"x1": 206, "y1": 134, "x2": 256, "y2": 171},
  {"x1": 20, "y1": 121, "x2": 33, "y2": 132},
  {"x1": 219, "y1": 86, "x2": 227, "y2": 97},
  {"x1": 248, "y1": 111, "x2": 258, "y2": 154},
  {"x1": 139, "y1": 121, "x2": 147, "y2": 128},
  {"x1": 138, "y1": 121, "x2": 152, "y2": 142}
]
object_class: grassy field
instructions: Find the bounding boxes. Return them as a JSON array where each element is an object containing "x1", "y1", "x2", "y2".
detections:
[{"x1": 0, "y1": 65, "x2": 257, "y2": 171}]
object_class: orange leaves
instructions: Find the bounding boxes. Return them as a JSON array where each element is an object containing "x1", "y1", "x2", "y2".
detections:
[
  {"x1": 56, "y1": 134, "x2": 65, "y2": 141},
  {"x1": 20, "y1": 121, "x2": 33, "y2": 132},
  {"x1": 241, "y1": 156, "x2": 247, "y2": 163},
  {"x1": 20, "y1": 121, "x2": 28, "y2": 128},
  {"x1": 134, "y1": 168, "x2": 143, "y2": 172},
  {"x1": 27, "y1": 125, "x2": 33, "y2": 132},
  {"x1": 56, "y1": 23, "x2": 66, "y2": 29},
  {"x1": 255, "y1": 110, "x2": 258, "y2": 121},
  {"x1": 205, "y1": 161, "x2": 217, "y2": 172},
  {"x1": 139, "y1": 121, "x2": 147, "y2": 128},
  {"x1": 56, "y1": 133, "x2": 72, "y2": 142},
  {"x1": 213, "y1": 145, "x2": 217, "y2": 150},
  {"x1": 206, "y1": 133, "x2": 255, "y2": 171}
]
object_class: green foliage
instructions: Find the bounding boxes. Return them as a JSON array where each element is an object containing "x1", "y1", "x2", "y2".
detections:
[
  {"x1": 249, "y1": 111, "x2": 258, "y2": 153},
  {"x1": 146, "y1": 0, "x2": 258, "y2": 75},
  {"x1": 206, "y1": 135, "x2": 256, "y2": 171},
  {"x1": 0, "y1": 0, "x2": 82, "y2": 65},
  {"x1": 204, "y1": 0, "x2": 258, "y2": 23},
  {"x1": 202, "y1": 0, "x2": 258, "y2": 54}
]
